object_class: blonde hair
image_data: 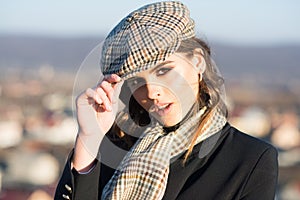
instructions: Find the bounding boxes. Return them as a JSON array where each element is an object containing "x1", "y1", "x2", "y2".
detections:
[{"x1": 177, "y1": 37, "x2": 227, "y2": 163}]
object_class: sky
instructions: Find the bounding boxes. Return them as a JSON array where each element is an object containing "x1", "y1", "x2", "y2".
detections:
[{"x1": 1, "y1": 0, "x2": 300, "y2": 45}]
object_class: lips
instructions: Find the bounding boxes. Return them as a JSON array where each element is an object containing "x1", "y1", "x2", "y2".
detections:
[
  {"x1": 149, "y1": 103, "x2": 173, "y2": 116},
  {"x1": 157, "y1": 104, "x2": 169, "y2": 109}
]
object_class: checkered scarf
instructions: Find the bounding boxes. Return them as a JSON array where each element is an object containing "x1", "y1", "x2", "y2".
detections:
[{"x1": 101, "y1": 106, "x2": 227, "y2": 199}]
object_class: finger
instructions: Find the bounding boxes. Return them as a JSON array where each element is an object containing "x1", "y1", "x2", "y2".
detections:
[
  {"x1": 109, "y1": 80, "x2": 124, "y2": 105},
  {"x1": 86, "y1": 87, "x2": 112, "y2": 112},
  {"x1": 110, "y1": 80, "x2": 124, "y2": 107},
  {"x1": 96, "y1": 87, "x2": 112, "y2": 111},
  {"x1": 103, "y1": 74, "x2": 122, "y2": 84},
  {"x1": 113, "y1": 80, "x2": 124, "y2": 98},
  {"x1": 85, "y1": 88, "x2": 103, "y2": 105},
  {"x1": 99, "y1": 81, "x2": 115, "y2": 103}
]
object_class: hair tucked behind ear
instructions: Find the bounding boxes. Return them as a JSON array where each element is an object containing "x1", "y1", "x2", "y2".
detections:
[{"x1": 176, "y1": 37, "x2": 228, "y2": 164}]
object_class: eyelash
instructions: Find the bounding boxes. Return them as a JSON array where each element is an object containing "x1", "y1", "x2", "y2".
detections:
[
  {"x1": 127, "y1": 67, "x2": 173, "y2": 87},
  {"x1": 156, "y1": 67, "x2": 172, "y2": 76}
]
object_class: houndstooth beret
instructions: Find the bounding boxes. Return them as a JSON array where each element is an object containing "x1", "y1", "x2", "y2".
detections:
[{"x1": 100, "y1": 1, "x2": 195, "y2": 80}]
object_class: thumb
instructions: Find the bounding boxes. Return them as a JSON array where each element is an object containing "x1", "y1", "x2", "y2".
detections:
[
  {"x1": 113, "y1": 80, "x2": 124, "y2": 100},
  {"x1": 111, "y1": 80, "x2": 124, "y2": 112}
]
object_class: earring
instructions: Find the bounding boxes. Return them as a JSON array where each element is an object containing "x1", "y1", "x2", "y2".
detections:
[{"x1": 199, "y1": 73, "x2": 203, "y2": 82}]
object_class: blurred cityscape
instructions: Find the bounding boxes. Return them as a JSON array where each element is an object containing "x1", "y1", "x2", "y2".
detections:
[{"x1": 0, "y1": 36, "x2": 300, "y2": 200}]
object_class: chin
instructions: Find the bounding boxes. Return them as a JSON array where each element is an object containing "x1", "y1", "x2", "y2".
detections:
[
  {"x1": 151, "y1": 109, "x2": 183, "y2": 127},
  {"x1": 158, "y1": 117, "x2": 181, "y2": 127}
]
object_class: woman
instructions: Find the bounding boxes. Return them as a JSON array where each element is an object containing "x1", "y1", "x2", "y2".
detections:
[{"x1": 55, "y1": 1, "x2": 278, "y2": 199}]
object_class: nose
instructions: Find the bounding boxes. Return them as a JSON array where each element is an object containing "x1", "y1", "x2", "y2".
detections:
[{"x1": 146, "y1": 83, "x2": 161, "y2": 100}]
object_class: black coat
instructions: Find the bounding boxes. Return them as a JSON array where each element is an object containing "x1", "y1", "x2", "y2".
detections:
[{"x1": 55, "y1": 123, "x2": 278, "y2": 200}]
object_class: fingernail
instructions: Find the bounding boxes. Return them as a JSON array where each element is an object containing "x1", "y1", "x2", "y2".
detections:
[{"x1": 113, "y1": 74, "x2": 121, "y2": 81}]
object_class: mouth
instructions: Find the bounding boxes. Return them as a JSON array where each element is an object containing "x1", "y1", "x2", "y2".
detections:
[{"x1": 149, "y1": 103, "x2": 173, "y2": 116}]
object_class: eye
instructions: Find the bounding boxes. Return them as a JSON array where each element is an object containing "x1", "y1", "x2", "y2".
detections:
[{"x1": 156, "y1": 67, "x2": 172, "y2": 76}]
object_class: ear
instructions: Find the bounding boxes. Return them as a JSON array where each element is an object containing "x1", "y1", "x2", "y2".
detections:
[{"x1": 192, "y1": 48, "x2": 206, "y2": 74}]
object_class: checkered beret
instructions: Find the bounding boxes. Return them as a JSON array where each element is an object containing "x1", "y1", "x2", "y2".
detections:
[{"x1": 100, "y1": 1, "x2": 195, "y2": 80}]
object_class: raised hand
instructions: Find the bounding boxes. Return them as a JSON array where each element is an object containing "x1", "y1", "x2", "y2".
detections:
[
  {"x1": 76, "y1": 74, "x2": 123, "y2": 135},
  {"x1": 73, "y1": 74, "x2": 123, "y2": 171}
]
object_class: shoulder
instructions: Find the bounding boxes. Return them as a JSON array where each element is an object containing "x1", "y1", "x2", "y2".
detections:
[
  {"x1": 221, "y1": 123, "x2": 278, "y2": 161},
  {"x1": 225, "y1": 124, "x2": 276, "y2": 150},
  {"x1": 215, "y1": 124, "x2": 278, "y2": 183}
]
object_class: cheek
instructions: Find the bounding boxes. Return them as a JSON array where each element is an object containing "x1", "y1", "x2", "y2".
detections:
[
  {"x1": 167, "y1": 72, "x2": 199, "y2": 98},
  {"x1": 132, "y1": 87, "x2": 150, "y2": 108},
  {"x1": 132, "y1": 87, "x2": 144, "y2": 102}
]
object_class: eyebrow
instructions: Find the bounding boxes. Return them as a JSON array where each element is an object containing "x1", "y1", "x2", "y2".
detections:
[
  {"x1": 149, "y1": 61, "x2": 174, "y2": 73},
  {"x1": 127, "y1": 61, "x2": 174, "y2": 82}
]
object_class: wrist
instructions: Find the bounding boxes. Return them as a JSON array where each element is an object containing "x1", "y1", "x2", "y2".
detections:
[
  {"x1": 72, "y1": 157, "x2": 97, "y2": 173},
  {"x1": 72, "y1": 132, "x2": 103, "y2": 171}
]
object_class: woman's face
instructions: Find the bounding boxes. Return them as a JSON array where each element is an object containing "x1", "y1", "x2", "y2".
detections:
[{"x1": 127, "y1": 53, "x2": 201, "y2": 127}]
